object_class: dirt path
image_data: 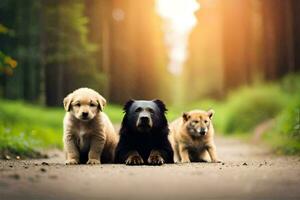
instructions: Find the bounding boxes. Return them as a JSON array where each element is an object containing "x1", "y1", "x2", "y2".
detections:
[{"x1": 0, "y1": 136, "x2": 300, "y2": 200}]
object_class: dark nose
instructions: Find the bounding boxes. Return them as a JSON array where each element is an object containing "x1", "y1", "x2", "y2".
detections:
[
  {"x1": 140, "y1": 116, "x2": 149, "y2": 123},
  {"x1": 82, "y1": 112, "x2": 88, "y2": 118},
  {"x1": 200, "y1": 128, "x2": 206, "y2": 135}
]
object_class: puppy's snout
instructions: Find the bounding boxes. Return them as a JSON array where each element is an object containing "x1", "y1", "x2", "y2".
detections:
[
  {"x1": 140, "y1": 116, "x2": 150, "y2": 123},
  {"x1": 137, "y1": 112, "x2": 152, "y2": 129},
  {"x1": 82, "y1": 112, "x2": 89, "y2": 118},
  {"x1": 199, "y1": 127, "x2": 207, "y2": 135}
]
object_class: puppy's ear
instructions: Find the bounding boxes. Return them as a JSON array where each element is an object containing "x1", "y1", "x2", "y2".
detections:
[
  {"x1": 96, "y1": 94, "x2": 106, "y2": 111},
  {"x1": 63, "y1": 93, "x2": 73, "y2": 111},
  {"x1": 153, "y1": 99, "x2": 167, "y2": 113},
  {"x1": 123, "y1": 99, "x2": 134, "y2": 112},
  {"x1": 182, "y1": 112, "x2": 190, "y2": 121},
  {"x1": 207, "y1": 109, "x2": 215, "y2": 119}
]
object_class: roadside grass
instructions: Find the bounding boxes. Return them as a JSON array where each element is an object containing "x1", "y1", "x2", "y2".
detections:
[
  {"x1": 0, "y1": 73, "x2": 299, "y2": 157},
  {"x1": 0, "y1": 99, "x2": 124, "y2": 158},
  {"x1": 0, "y1": 99, "x2": 179, "y2": 158},
  {"x1": 264, "y1": 95, "x2": 300, "y2": 155},
  {"x1": 169, "y1": 74, "x2": 300, "y2": 155}
]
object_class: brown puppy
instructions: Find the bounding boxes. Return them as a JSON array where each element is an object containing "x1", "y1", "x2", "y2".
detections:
[
  {"x1": 63, "y1": 88, "x2": 117, "y2": 165},
  {"x1": 169, "y1": 109, "x2": 221, "y2": 163}
]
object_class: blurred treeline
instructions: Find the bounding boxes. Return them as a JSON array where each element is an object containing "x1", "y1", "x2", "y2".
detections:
[
  {"x1": 186, "y1": 0, "x2": 300, "y2": 100},
  {"x1": 0, "y1": 0, "x2": 300, "y2": 106}
]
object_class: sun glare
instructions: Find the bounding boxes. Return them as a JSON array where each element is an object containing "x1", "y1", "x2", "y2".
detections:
[{"x1": 156, "y1": 0, "x2": 200, "y2": 75}]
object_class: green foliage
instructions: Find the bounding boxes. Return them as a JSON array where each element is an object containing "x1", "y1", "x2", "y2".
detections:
[
  {"x1": 0, "y1": 99, "x2": 124, "y2": 157},
  {"x1": 0, "y1": 23, "x2": 17, "y2": 76},
  {"x1": 0, "y1": 51, "x2": 17, "y2": 76},
  {"x1": 171, "y1": 74, "x2": 300, "y2": 155},
  {"x1": 280, "y1": 73, "x2": 300, "y2": 95},
  {"x1": 42, "y1": 1, "x2": 105, "y2": 102},
  {"x1": 44, "y1": 1, "x2": 96, "y2": 63},
  {"x1": 222, "y1": 85, "x2": 286, "y2": 134},
  {"x1": 265, "y1": 95, "x2": 300, "y2": 154},
  {"x1": 0, "y1": 100, "x2": 64, "y2": 156}
]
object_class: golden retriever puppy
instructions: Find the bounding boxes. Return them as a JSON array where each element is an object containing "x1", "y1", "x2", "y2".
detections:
[
  {"x1": 63, "y1": 88, "x2": 117, "y2": 165},
  {"x1": 169, "y1": 109, "x2": 221, "y2": 163}
]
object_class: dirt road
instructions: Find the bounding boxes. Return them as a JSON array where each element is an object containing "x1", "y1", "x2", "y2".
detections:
[{"x1": 0, "y1": 136, "x2": 300, "y2": 200}]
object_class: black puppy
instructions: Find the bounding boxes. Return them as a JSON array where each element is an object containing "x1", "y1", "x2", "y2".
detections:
[{"x1": 115, "y1": 99, "x2": 174, "y2": 165}]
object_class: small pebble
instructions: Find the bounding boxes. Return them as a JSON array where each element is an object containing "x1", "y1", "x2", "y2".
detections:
[
  {"x1": 40, "y1": 168, "x2": 47, "y2": 173},
  {"x1": 5, "y1": 155, "x2": 11, "y2": 160},
  {"x1": 222, "y1": 163, "x2": 225, "y2": 165},
  {"x1": 24, "y1": 166, "x2": 29, "y2": 169},
  {"x1": 9, "y1": 165, "x2": 13, "y2": 168},
  {"x1": 41, "y1": 162, "x2": 49, "y2": 166},
  {"x1": 16, "y1": 156, "x2": 20, "y2": 160},
  {"x1": 242, "y1": 162, "x2": 248, "y2": 166}
]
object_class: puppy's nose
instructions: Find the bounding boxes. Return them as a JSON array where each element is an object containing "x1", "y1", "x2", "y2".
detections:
[
  {"x1": 199, "y1": 127, "x2": 207, "y2": 135},
  {"x1": 82, "y1": 112, "x2": 88, "y2": 118},
  {"x1": 140, "y1": 116, "x2": 149, "y2": 123}
]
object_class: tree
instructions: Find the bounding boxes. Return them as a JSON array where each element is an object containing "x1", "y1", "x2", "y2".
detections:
[{"x1": 42, "y1": 0, "x2": 100, "y2": 106}]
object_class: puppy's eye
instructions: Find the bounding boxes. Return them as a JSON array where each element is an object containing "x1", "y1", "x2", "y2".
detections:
[
  {"x1": 148, "y1": 108, "x2": 154, "y2": 114},
  {"x1": 194, "y1": 120, "x2": 199, "y2": 123},
  {"x1": 75, "y1": 103, "x2": 81, "y2": 107},
  {"x1": 90, "y1": 103, "x2": 97, "y2": 107},
  {"x1": 135, "y1": 107, "x2": 142, "y2": 113},
  {"x1": 204, "y1": 120, "x2": 208, "y2": 123}
]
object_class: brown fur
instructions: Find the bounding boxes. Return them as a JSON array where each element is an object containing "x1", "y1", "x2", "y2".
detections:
[
  {"x1": 63, "y1": 88, "x2": 117, "y2": 165},
  {"x1": 169, "y1": 109, "x2": 221, "y2": 163}
]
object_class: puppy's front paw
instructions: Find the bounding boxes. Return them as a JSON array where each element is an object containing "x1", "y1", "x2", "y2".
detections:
[
  {"x1": 125, "y1": 154, "x2": 144, "y2": 165},
  {"x1": 65, "y1": 159, "x2": 79, "y2": 165},
  {"x1": 87, "y1": 159, "x2": 101, "y2": 165},
  {"x1": 148, "y1": 154, "x2": 164, "y2": 165},
  {"x1": 181, "y1": 158, "x2": 191, "y2": 163},
  {"x1": 211, "y1": 159, "x2": 222, "y2": 163}
]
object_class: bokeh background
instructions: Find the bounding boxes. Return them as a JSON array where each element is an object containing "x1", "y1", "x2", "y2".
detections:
[{"x1": 0, "y1": 0, "x2": 300, "y2": 157}]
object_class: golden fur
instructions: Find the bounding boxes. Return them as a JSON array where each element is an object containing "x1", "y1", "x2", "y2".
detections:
[
  {"x1": 63, "y1": 88, "x2": 117, "y2": 165},
  {"x1": 169, "y1": 109, "x2": 221, "y2": 163}
]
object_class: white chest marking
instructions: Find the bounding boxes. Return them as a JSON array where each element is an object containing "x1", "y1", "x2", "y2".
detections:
[{"x1": 77, "y1": 127, "x2": 90, "y2": 151}]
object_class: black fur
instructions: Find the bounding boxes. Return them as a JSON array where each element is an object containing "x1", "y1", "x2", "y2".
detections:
[{"x1": 115, "y1": 99, "x2": 174, "y2": 164}]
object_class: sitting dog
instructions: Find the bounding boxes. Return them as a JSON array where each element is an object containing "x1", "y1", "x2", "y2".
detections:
[
  {"x1": 169, "y1": 109, "x2": 221, "y2": 163},
  {"x1": 63, "y1": 88, "x2": 117, "y2": 165},
  {"x1": 115, "y1": 99, "x2": 173, "y2": 165}
]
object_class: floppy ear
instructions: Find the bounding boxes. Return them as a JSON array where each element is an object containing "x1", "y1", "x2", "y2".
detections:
[
  {"x1": 207, "y1": 109, "x2": 215, "y2": 119},
  {"x1": 63, "y1": 93, "x2": 73, "y2": 111},
  {"x1": 123, "y1": 99, "x2": 134, "y2": 112},
  {"x1": 153, "y1": 99, "x2": 167, "y2": 113},
  {"x1": 182, "y1": 112, "x2": 190, "y2": 121},
  {"x1": 96, "y1": 94, "x2": 106, "y2": 111}
]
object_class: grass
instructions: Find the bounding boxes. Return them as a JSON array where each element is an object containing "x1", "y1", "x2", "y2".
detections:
[
  {"x1": 168, "y1": 74, "x2": 300, "y2": 155},
  {"x1": 1, "y1": 73, "x2": 300, "y2": 157},
  {"x1": 0, "y1": 99, "x2": 180, "y2": 158},
  {"x1": 264, "y1": 96, "x2": 300, "y2": 155},
  {"x1": 0, "y1": 99, "x2": 124, "y2": 158}
]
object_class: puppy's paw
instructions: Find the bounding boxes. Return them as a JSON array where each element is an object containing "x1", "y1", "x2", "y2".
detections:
[
  {"x1": 147, "y1": 154, "x2": 164, "y2": 165},
  {"x1": 125, "y1": 155, "x2": 144, "y2": 165},
  {"x1": 180, "y1": 159, "x2": 191, "y2": 163},
  {"x1": 87, "y1": 159, "x2": 101, "y2": 165},
  {"x1": 211, "y1": 159, "x2": 223, "y2": 163},
  {"x1": 65, "y1": 159, "x2": 79, "y2": 165}
]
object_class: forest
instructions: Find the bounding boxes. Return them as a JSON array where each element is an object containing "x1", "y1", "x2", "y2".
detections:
[
  {"x1": 1, "y1": 0, "x2": 299, "y2": 106},
  {"x1": 0, "y1": 0, "x2": 300, "y2": 156}
]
